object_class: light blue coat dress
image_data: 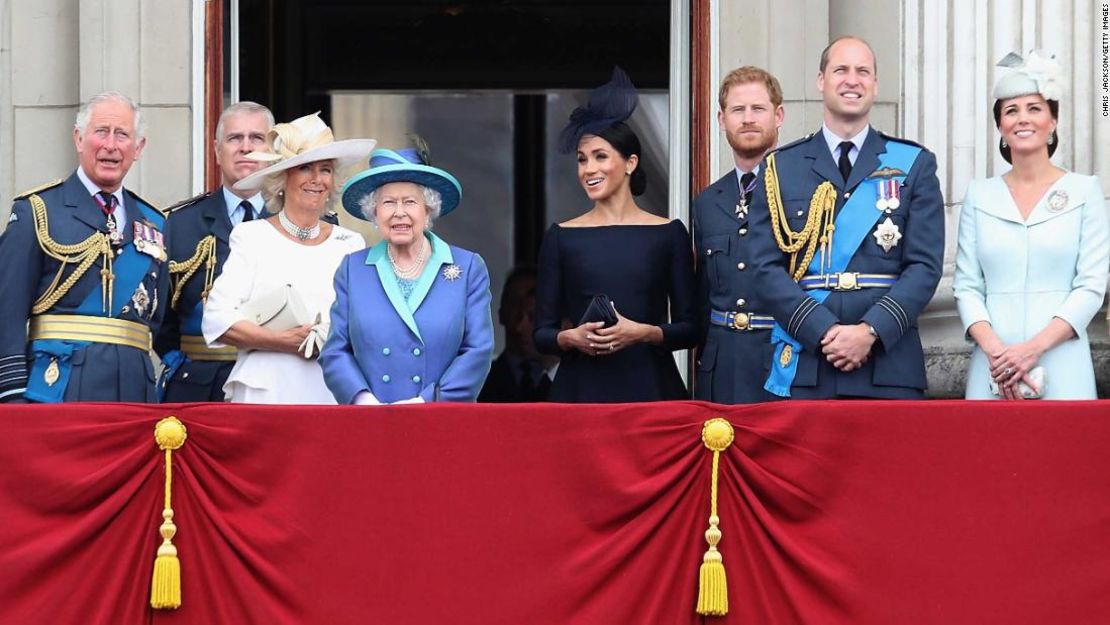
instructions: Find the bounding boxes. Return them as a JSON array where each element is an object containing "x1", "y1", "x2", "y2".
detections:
[
  {"x1": 954, "y1": 172, "x2": 1109, "y2": 399},
  {"x1": 321, "y1": 232, "x2": 494, "y2": 403}
]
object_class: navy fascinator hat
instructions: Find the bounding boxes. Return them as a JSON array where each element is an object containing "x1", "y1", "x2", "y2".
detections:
[{"x1": 558, "y1": 66, "x2": 640, "y2": 154}]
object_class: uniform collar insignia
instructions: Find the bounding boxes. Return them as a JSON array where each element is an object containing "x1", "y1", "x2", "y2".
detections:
[{"x1": 867, "y1": 167, "x2": 907, "y2": 179}]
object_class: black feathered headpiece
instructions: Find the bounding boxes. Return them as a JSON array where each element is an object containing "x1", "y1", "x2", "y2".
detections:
[{"x1": 558, "y1": 66, "x2": 639, "y2": 153}]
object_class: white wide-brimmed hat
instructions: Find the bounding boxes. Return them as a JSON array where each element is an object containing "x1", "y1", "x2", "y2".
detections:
[{"x1": 233, "y1": 112, "x2": 377, "y2": 191}]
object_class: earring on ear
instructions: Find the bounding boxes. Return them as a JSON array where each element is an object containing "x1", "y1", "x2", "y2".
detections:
[
  {"x1": 1001, "y1": 139, "x2": 1008, "y2": 148},
  {"x1": 1047, "y1": 134, "x2": 1055, "y2": 146}
]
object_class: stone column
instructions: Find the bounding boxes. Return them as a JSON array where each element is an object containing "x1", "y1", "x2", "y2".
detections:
[{"x1": 0, "y1": 0, "x2": 195, "y2": 214}]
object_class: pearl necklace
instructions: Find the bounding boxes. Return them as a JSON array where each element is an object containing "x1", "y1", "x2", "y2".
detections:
[
  {"x1": 388, "y1": 238, "x2": 428, "y2": 279},
  {"x1": 278, "y1": 210, "x2": 320, "y2": 241}
]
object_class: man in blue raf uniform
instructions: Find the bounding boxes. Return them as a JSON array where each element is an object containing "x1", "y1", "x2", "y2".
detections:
[
  {"x1": 155, "y1": 102, "x2": 274, "y2": 401},
  {"x1": 747, "y1": 36, "x2": 944, "y2": 399},
  {"x1": 692, "y1": 66, "x2": 785, "y2": 403},
  {"x1": 0, "y1": 91, "x2": 168, "y2": 403}
]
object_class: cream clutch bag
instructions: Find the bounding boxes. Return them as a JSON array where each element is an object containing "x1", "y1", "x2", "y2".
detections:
[
  {"x1": 989, "y1": 365, "x2": 1046, "y2": 399},
  {"x1": 240, "y1": 284, "x2": 312, "y2": 332}
]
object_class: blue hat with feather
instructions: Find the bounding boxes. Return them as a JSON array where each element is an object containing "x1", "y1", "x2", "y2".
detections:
[{"x1": 341, "y1": 143, "x2": 463, "y2": 220}]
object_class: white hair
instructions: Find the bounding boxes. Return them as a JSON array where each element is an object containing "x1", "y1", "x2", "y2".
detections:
[
  {"x1": 358, "y1": 184, "x2": 442, "y2": 229},
  {"x1": 215, "y1": 101, "x2": 275, "y2": 142},
  {"x1": 75, "y1": 91, "x2": 145, "y2": 140}
]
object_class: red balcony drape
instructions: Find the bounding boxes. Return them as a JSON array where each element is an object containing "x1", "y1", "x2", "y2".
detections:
[{"x1": 1, "y1": 400, "x2": 1108, "y2": 624}]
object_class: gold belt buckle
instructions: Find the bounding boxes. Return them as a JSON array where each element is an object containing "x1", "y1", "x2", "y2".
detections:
[
  {"x1": 730, "y1": 312, "x2": 750, "y2": 331},
  {"x1": 835, "y1": 272, "x2": 860, "y2": 291}
]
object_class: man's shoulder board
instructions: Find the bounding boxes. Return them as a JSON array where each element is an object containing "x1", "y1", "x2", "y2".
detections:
[
  {"x1": 125, "y1": 189, "x2": 164, "y2": 215},
  {"x1": 13, "y1": 179, "x2": 63, "y2": 201},
  {"x1": 165, "y1": 190, "x2": 216, "y2": 214},
  {"x1": 769, "y1": 133, "x2": 815, "y2": 156},
  {"x1": 878, "y1": 131, "x2": 927, "y2": 151}
]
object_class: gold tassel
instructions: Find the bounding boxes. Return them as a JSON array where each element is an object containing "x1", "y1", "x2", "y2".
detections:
[
  {"x1": 151, "y1": 416, "x2": 188, "y2": 610},
  {"x1": 696, "y1": 418, "x2": 735, "y2": 617}
]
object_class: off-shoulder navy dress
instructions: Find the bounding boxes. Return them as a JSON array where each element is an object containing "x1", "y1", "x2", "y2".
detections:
[{"x1": 534, "y1": 220, "x2": 697, "y2": 402}]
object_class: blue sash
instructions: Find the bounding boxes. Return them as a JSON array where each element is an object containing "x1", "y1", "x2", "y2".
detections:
[
  {"x1": 764, "y1": 141, "x2": 921, "y2": 397},
  {"x1": 27, "y1": 200, "x2": 164, "y2": 402}
]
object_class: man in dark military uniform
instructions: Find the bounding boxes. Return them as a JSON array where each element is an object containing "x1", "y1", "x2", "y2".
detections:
[
  {"x1": 747, "y1": 36, "x2": 944, "y2": 399},
  {"x1": 154, "y1": 102, "x2": 274, "y2": 402},
  {"x1": 0, "y1": 92, "x2": 168, "y2": 403},
  {"x1": 692, "y1": 66, "x2": 785, "y2": 403}
]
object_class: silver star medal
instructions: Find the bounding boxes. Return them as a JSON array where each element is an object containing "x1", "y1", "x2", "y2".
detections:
[
  {"x1": 1047, "y1": 190, "x2": 1068, "y2": 212},
  {"x1": 442, "y1": 264, "x2": 463, "y2": 281},
  {"x1": 131, "y1": 282, "x2": 150, "y2": 317},
  {"x1": 873, "y1": 217, "x2": 902, "y2": 252}
]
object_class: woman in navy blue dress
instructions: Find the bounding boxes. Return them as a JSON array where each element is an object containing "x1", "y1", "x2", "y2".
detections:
[{"x1": 534, "y1": 68, "x2": 697, "y2": 402}]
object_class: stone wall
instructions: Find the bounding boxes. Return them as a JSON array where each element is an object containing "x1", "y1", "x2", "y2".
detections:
[{"x1": 0, "y1": 0, "x2": 195, "y2": 212}]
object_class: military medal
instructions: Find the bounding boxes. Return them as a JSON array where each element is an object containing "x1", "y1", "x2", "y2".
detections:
[
  {"x1": 1047, "y1": 190, "x2": 1068, "y2": 212},
  {"x1": 94, "y1": 192, "x2": 124, "y2": 246},
  {"x1": 44, "y1": 359, "x2": 60, "y2": 386},
  {"x1": 873, "y1": 217, "x2": 902, "y2": 252},
  {"x1": 874, "y1": 178, "x2": 901, "y2": 213},
  {"x1": 133, "y1": 221, "x2": 167, "y2": 261},
  {"x1": 442, "y1": 264, "x2": 463, "y2": 281},
  {"x1": 131, "y1": 283, "x2": 150, "y2": 317},
  {"x1": 735, "y1": 174, "x2": 757, "y2": 219}
]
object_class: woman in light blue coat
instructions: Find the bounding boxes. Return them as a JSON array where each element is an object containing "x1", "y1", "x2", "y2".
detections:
[
  {"x1": 954, "y1": 51, "x2": 1109, "y2": 400},
  {"x1": 321, "y1": 148, "x2": 493, "y2": 404}
]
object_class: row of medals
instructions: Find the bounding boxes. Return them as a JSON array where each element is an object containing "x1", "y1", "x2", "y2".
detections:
[
  {"x1": 873, "y1": 177, "x2": 902, "y2": 252},
  {"x1": 104, "y1": 216, "x2": 166, "y2": 320}
]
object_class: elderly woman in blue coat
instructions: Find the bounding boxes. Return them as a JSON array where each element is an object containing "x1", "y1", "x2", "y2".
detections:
[{"x1": 321, "y1": 148, "x2": 494, "y2": 404}]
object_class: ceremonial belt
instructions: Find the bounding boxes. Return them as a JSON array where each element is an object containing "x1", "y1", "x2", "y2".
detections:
[
  {"x1": 709, "y1": 309, "x2": 775, "y2": 332},
  {"x1": 798, "y1": 272, "x2": 898, "y2": 291},
  {"x1": 29, "y1": 314, "x2": 151, "y2": 351},
  {"x1": 180, "y1": 335, "x2": 237, "y2": 362}
]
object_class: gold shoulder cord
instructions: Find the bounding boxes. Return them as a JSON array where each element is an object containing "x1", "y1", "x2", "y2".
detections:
[
  {"x1": 764, "y1": 153, "x2": 839, "y2": 281},
  {"x1": 167, "y1": 235, "x2": 216, "y2": 309},
  {"x1": 28, "y1": 194, "x2": 114, "y2": 314}
]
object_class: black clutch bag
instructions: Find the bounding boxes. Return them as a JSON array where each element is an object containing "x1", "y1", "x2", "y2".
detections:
[{"x1": 578, "y1": 294, "x2": 618, "y2": 328}]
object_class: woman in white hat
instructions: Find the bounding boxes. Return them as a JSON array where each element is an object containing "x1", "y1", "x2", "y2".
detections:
[
  {"x1": 320, "y1": 146, "x2": 494, "y2": 404},
  {"x1": 202, "y1": 113, "x2": 376, "y2": 403},
  {"x1": 954, "y1": 51, "x2": 1108, "y2": 400}
]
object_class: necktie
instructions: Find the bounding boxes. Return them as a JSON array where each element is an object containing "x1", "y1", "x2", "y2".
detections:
[
  {"x1": 518, "y1": 361, "x2": 536, "y2": 400},
  {"x1": 97, "y1": 191, "x2": 122, "y2": 244},
  {"x1": 239, "y1": 200, "x2": 254, "y2": 222},
  {"x1": 837, "y1": 141, "x2": 854, "y2": 184}
]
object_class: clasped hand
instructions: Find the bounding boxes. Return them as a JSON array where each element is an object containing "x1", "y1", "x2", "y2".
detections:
[
  {"x1": 821, "y1": 323, "x2": 876, "y2": 372},
  {"x1": 560, "y1": 305, "x2": 649, "y2": 357},
  {"x1": 987, "y1": 340, "x2": 1042, "y2": 400}
]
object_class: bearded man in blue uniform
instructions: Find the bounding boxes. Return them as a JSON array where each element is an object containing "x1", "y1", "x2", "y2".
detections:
[
  {"x1": 692, "y1": 66, "x2": 785, "y2": 403},
  {"x1": 154, "y1": 102, "x2": 274, "y2": 401},
  {"x1": 747, "y1": 36, "x2": 944, "y2": 399},
  {"x1": 0, "y1": 92, "x2": 167, "y2": 403}
]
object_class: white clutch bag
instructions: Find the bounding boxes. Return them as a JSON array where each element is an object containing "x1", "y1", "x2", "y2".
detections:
[
  {"x1": 240, "y1": 284, "x2": 312, "y2": 332},
  {"x1": 989, "y1": 365, "x2": 1046, "y2": 399}
]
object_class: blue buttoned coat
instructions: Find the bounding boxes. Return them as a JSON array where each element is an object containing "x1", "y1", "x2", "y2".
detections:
[
  {"x1": 0, "y1": 172, "x2": 168, "y2": 402},
  {"x1": 692, "y1": 169, "x2": 778, "y2": 403},
  {"x1": 747, "y1": 128, "x2": 944, "y2": 398},
  {"x1": 320, "y1": 233, "x2": 494, "y2": 404}
]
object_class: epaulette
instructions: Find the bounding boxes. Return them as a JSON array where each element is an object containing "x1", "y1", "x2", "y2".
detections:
[
  {"x1": 164, "y1": 190, "x2": 216, "y2": 214},
  {"x1": 878, "y1": 131, "x2": 927, "y2": 151},
  {"x1": 125, "y1": 188, "x2": 163, "y2": 215},
  {"x1": 13, "y1": 179, "x2": 63, "y2": 201},
  {"x1": 769, "y1": 133, "x2": 815, "y2": 155}
]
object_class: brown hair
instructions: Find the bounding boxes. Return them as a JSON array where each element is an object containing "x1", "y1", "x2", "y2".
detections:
[
  {"x1": 718, "y1": 66, "x2": 784, "y2": 111},
  {"x1": 992, "y1": 97, "x2": 1060, "y2": 164}
]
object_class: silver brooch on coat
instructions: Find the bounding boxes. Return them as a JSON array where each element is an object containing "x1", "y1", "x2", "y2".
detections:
[
  {"x1": 873, "y1": 217, "x2": 902, "y2": 252},
  {"x1": 442, "y1": 264, "x2": 463, "y2": 281},
  {"x1": 1047, "y1": 190, "x2": 1068, "y2": 212},
  {"x1": 131, "y1": 282, "x2": 150, "y2": 317}
]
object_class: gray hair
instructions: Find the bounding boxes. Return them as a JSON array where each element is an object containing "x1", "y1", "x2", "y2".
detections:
[
  {"x1": 75, "y1": 91, "x2": 145, "y2": 140},
  {"x1": 260, "y1": 159, "x2": 344, "y2": 215},
  {"x1": 358, "y1": 184, "x2": 443, "y2": 229},
  {"x1": 215, "y1": 101, "x2": 275, "y2": 142}
]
